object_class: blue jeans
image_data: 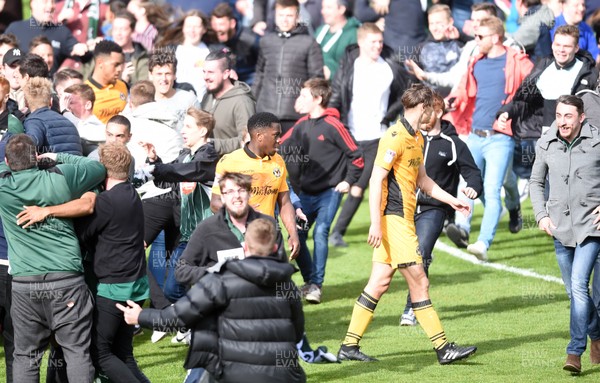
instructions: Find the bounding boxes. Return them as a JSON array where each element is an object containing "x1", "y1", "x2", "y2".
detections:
[
  {"x1": 295, "y1": 188, "x2": 342, "y2": 287},
  {"x1": 512, "y1": 139, "x2": 537, "y2": 179},
  {"x1": 455, "y1": 133, "x2": 514, "y2": 248},
  {"x1": 163, "y1": 241, "x2": 188, "y2": 303},
  {"x1": 404, "y1": 208, "x2": 447, "y2": 313},
  {"x1": 503, "y1": 160, "x2": 520, "y2": 212},
  {"x1": 554, "y1": 238, "x2": 600, "y2": 355}
]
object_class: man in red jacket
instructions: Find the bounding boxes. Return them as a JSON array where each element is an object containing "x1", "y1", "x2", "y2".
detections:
[{"x1": 444, "y1": 16, "x2": 533, "y2": 261}]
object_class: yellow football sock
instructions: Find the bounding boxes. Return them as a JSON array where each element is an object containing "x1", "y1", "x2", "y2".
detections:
[
  {"x1": 412, "y1": 299, "x2": 448, "y2": 350},
  {"x1": 342, "y1": 291, "x2": 379, "y2": 347}
]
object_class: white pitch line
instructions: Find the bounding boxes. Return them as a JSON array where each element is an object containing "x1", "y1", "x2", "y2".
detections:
[{"x1": 434, "y1": 241, "x2": 564, "y2": 285}]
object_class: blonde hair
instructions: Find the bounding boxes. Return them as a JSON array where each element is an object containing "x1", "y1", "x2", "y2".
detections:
[
  {"x1": 99, "y1": 142, "x2": 132, "y2": 180},
  {"x1": 428, "y1": 4, "x2": 452, "y2": 18},
  {"x1": 479, "y1": 16, "x2": 505, "y2": 38},
  {"x1": 357, "y1": 22, "x2": 382, "y2": 42},
  {"x1": 187, "y1": 107, "x2": 215, "y2": 137},
  {"x1": 23, "y1": 77, "x2": 53, "y2": 111}
]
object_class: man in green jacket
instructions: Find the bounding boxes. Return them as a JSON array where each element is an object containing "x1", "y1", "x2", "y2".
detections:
[
  {"x1": 0, "y1": 134, "x2": 105, "y2": 383},
  {"x1": 316, "y1": 0, "x2": 360, "y2": 80}
]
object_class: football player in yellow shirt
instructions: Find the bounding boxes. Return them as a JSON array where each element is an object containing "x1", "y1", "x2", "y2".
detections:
[{"x1": 338, "y1": 84, "x2": 478, "y2": 365}]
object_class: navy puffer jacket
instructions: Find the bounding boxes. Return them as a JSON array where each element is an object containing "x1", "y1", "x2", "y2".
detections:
[{"x1": 24, "y1": 107, "x2": 82, "y2": 155}]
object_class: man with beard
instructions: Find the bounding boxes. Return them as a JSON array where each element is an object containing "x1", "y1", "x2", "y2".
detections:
[
  {"x1": 201, "y1": 48, "x2": 255, "y2": 156},
  {"x1": 210, "y1": 3, "x2": 259, "y2": 85},
  {"x1": 444, "y1": 16, "x2": 533, "y2": 261},
  {"x1": 176, "y1": 172, "x2": 280, "y2": 285},
  {"x1": 530, "y1": 95, "x2": 600, "y2": 374}
]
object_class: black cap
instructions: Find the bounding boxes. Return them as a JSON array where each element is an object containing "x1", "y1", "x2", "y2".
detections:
[{"x1": 3, "y1": 48, "x2": 23, "y2": 66}]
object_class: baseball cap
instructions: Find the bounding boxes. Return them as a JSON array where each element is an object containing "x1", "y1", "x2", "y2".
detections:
[{"x1": 3, "y1": 48, "x2": 23, "y2": 66}]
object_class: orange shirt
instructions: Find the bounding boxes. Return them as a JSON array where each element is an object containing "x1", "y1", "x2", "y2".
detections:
[
  {"x1": 86, "y1": 78, "x2": 128, "y2": 124},
  {"x1": 212, "y1": 145, "x2": 289, "y2": 217}
]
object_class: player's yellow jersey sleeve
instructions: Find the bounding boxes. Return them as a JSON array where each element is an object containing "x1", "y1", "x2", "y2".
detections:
[{"x1": 375, "y1": 127, "x2": 404, "y2": 171}]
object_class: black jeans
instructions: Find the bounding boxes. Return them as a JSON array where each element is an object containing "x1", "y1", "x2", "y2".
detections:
[
  {"x1": 143, "y1": 198, "x2": 181, "y2": 309},
  {"x1": 0, "y1": 264, "x2": 14, "y2": 383},
  {"x1": 92, "y1": 296, "x2": 150, "y2": 383},
  {"x1": 404, "y1": 208, "x2": 447, "y2": 313}
]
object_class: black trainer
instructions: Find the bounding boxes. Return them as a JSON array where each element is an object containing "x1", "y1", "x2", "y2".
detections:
[
  {"x1": 329, "y1": 232, "x2": 348, "y2": 247},
  {"x1": 337, "y1": 345, "x2": 378, "y2": 362},
  {"x1": 436, "y1": 342, "x2": 477, "y2": 365},
  {"x1": 508, "y1": 207, "x2": 523, "y2": 233},
  {"x1": 446, "y1": 223, "x2": 469, "y2": 248}
]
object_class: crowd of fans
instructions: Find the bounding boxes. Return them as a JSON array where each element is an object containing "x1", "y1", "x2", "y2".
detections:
[{"x1": 1, "y1": 0, "x2": 600, "y2": 381}]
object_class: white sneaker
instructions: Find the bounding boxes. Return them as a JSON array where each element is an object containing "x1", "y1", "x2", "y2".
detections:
[
  {"x1": 299, "y1": 283, "x2": 311, "y2": 298},
  {"x1": 151, "y1": 330, "x2": 167, "y2": 343},
  {"x1": 171, "y1": 330, "x2": 191, "y2": 345},
  {"x1": 305, "y1": 284, "x2": 322, "y2": 304},
  {"x1": 467, "y1": 241, "x2": 488, "y2": 261},
  {"x1": 400, "y1": 309, "x2": 417, "y2": 326}
]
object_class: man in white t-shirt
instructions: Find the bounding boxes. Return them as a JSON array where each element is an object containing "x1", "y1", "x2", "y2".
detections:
[
  {"x1": 328, "y1": 22, "x2": 410, "y2": 247},
  {"x1": 148, "y1": 51, "x2": 201, "y2": 132}
]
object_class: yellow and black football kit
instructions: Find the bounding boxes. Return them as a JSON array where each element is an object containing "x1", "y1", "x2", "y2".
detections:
[
  {"x1": 212, "y1": 145, "x2": 288, "y2": 217},
  {"x1": 86, "y1": 78, "x2": 128, "y2": 124},
  {"x1": 343, "y1": 116, "x2": 449, "y2": 352},
  {"x1": 372, "y1": 116, "x2": 424, "y2": 268}
]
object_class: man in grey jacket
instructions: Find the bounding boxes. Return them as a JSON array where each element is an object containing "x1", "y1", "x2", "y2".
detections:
[
  {"x1": 529, "y1": 95, "x2": 600, "y2": 374},
  {"x1": 201, "y1": 48, "x2": 256, "y2": 156}
]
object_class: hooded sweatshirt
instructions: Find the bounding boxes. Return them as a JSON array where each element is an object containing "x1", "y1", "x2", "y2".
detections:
[
  {"x1": 280, "y1": 108, "x2": 364, "y2": 194},
  {"x1": 201, "y1": 80, "x2": 256, "y2": 156},
  {"x1": 315, "y1": 17, "x2": 361, "y2": 80},
  {"x1": 416, "y1": 121, "x2": 482, "y2": 215}
]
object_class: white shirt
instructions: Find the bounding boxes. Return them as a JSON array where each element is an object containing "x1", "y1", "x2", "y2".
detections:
[
  {"x1": 347, "y1": 57, "x2": 393, "y2": 141},
  {"x1": 537, "y1": 58, "x2": 584, "y2": 100},
  {"x1": 176, "y1": 43, "x2": 210, "y2": 100},
  {"x1": 156, "y1": 89, "x2": 201, "y2": 132}
]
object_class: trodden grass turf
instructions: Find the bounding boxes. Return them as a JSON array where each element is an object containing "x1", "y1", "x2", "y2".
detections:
[{"x1": 2, "y1": 197, "x2": 599, "y2": 382}]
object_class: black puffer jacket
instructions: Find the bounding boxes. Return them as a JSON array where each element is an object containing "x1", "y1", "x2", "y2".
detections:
[
  {"x1": 329, "y1": 44, "x2": 413, "y2": 128},
  {"x1": 253, "y1": 24, "x2": 324, "y2": 121},
  {"x1": 139, "y1": 257, "x2": 306, "y2": 383},
  {"x1": 498, "y1": 50, "x2": 598, "y2": 140}
]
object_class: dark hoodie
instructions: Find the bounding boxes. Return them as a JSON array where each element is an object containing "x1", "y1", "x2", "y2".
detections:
[
  {"x1": 139, "y1": 256, "x2": 306, "y2": 383},
  {"x1": 280, "y1": 108, "x2": 363, "y2": 194},
  {"x1": 253, "y1": 24, "x2": 324, "y2": 121},
  {"x1": 416, "y1": 121, "x2": 482, "y2": 215},
  {"x1": 201, "y1": 80, "x2": 256, "y2": 155}
]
